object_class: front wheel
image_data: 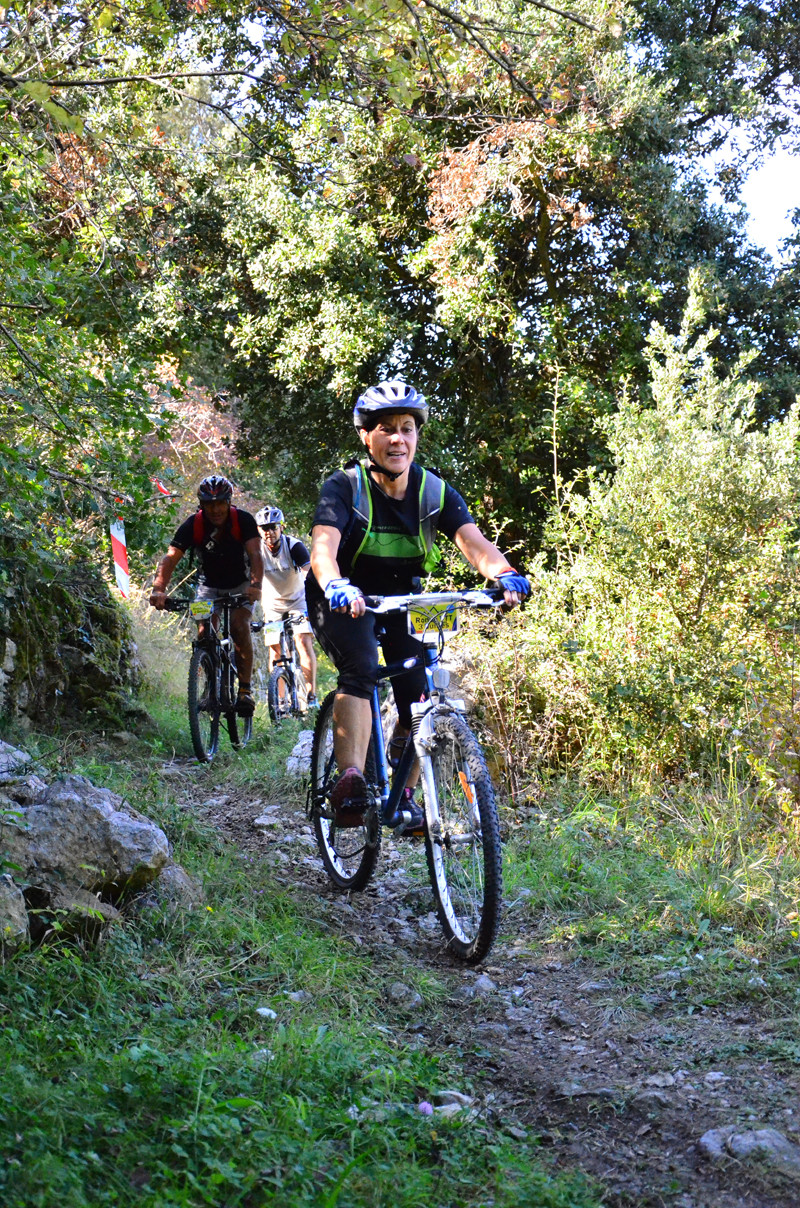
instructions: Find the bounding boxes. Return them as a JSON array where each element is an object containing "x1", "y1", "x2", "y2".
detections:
[
  {"x1": 310, "y1": 691, "x2": 381, "y2": 892},
  {"x1": 268, "y1": 665, "x2": 295, "y2": 722},
  {"x1": 188, "y1": 647, "x2": 220, "y2": 763},
  {"x1": 421, "y1": 711, "x2": 502, "y2": 964}
]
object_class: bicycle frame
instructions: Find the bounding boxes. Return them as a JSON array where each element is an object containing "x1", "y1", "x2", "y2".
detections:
[
  {"x1": 194, "y1": 599, "x2": 239, "y2": 706},
  {"x1": 167, "y1": 593, "x2": 264, "y2": 707},
  {"x1": 364, "y1": 590, "x2": 500, "y2": 830},
  {"x1": 310, "y1": 586, "x2": 505, "y2": 961},
  {"x1": 270, "y1": 611, "x2": 303, "y2": 712}
]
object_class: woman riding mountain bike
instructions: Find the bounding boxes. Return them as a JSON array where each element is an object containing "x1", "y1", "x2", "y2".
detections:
[{"x1": 306, "y1": 379, "x2": 530, "y2": 835}]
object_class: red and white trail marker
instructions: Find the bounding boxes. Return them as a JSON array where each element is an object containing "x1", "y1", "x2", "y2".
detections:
[{"x1": 109, "y1": 515, "x2": 130, "y2": 598}]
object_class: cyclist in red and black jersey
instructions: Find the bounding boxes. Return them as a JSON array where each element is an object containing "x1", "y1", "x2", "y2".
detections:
[{"x1": 149, "y1": 475, "x2": 264, "y2": 714}]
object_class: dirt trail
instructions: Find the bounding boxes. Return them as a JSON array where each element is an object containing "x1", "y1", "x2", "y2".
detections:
[{"x1": 173, "y1": 755, "x2": 800, "y2": 1208}]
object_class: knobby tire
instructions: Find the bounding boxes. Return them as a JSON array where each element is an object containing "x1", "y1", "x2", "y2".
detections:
[
  {"x1": 310, "y1": 691, "x2": 381, "y2": 891},
  {"x1": 188, "y1": 647, "x2": 220, "y2": 763},
  {"x1": 219, "y1": 659, "x2": 251, "y2": 749},
  {"x1": 268, "y1": 666, "x2": 295, "y2": 723},
  {"x1": 421, "y1": 711, "x2": 502, "y2": 964}
]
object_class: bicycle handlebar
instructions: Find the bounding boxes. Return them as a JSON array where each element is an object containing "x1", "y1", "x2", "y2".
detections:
[
  {"x1": 162, "y1": 597, "x2": 191, "y2": 613},
  {"x1": 161, "y1": 593, "x2": 250, "y2": 613},
  {"x1": 362, "y1": 588, "x2": 505, "y2": 613}
]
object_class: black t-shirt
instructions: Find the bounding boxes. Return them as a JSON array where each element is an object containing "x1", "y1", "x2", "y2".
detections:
[
  {"x1": 171, "y1": 508, "x2": 259, "y2": 589},
  {"x1": 310, "y1": 463, "x2": 473, "y2": 595}
]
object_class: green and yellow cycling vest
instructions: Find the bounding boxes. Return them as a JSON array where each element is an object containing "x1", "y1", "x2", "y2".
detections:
[{"x1": 342, "y1": 460, "x2": 445, "y2": 576}]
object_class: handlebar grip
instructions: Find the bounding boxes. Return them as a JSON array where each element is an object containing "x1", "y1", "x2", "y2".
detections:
[{"x1": 162, "y1": 598, "x2": 190, "y2": 612}]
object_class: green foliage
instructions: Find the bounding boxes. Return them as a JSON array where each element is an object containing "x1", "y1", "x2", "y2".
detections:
[
  {"x1": 149, "y1": 13, "x2": 799, "y2": 544},
  {"x1": 460, "y1": 280, "x2": 800, "y2": 783},
  {"x1": 504, "y1": 771, "x2": 800, "y2": 1001},
  {"x1": 0, "y1": 705, "x2": 601, "y2": 1208}
]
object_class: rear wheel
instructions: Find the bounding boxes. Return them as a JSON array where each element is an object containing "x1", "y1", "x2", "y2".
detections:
[
  {"x1": 310, "y1": 691, "x2": 381, "y2": 891},
  {"x1": 421, "y1": 711, "x2": 502, "y2": 964},
  {"x1": 188, "y1": 647, "x2": 220, "y2": 763},
  {"x1": 268, "y1": 665, "x2": 295, "y2": 722},
  {"x1": 227, "y1": 709, "x2": 253, "y2": 749},
  {"x1": 225, "y1": 663, "x2": 252, "y2": 749}
]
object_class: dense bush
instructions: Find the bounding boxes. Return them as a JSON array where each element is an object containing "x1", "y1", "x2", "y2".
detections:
[{"x1": 460, "y1": 284, "x2": 800, "y2": 793}]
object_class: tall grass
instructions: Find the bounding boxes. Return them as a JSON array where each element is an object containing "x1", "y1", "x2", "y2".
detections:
[
  {"x1": 0, "y1": 723, "x2": 601, "y2": 1208},
  {"x1": 0, "y1": 606, "x2": 602, "y2": 1208}
]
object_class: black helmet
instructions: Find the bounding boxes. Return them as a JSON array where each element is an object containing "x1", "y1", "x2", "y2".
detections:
[
  {"x1": 197, "y1": 474, "x2": 233, "y2": 502},
  {"x1": 255, "y1": 506, "x2": 284, "y2": 527},
  {"x1": 353, "y1": 380, "x2": 428, "y2": 430}
]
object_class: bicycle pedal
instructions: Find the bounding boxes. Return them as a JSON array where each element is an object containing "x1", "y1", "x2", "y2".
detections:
[{"x1": 332, "y1": 805, "x2": 368, "y2": 828}]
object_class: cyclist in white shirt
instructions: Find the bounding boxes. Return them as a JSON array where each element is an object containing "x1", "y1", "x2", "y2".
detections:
[{"x1": 256, "y1": 506, "x2": 318, "y2": 707}]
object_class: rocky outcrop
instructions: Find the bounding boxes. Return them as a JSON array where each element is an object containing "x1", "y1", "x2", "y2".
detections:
[
  {"x1": 0, "y1": 557, "x2": 142, "y2": 726},
  {"x1": 0, "y1": 873, "x2": 29, "y2": 950},
  {"x1": 0, "y1": 740, "x2": 184, "y2": 954}
]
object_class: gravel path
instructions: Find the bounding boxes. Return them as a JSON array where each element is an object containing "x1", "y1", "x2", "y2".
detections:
[{"x1": 178, "y1": 735, "x2": 800, "y2": 1208}]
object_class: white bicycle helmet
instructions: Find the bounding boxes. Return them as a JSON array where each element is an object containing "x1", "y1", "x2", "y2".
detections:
[
  {"x1": 353, "y1": 380, "x2": 428, "y2": 429},
  {"x1": 255, "y1": 506, "x2": 284, "y2": 527}
]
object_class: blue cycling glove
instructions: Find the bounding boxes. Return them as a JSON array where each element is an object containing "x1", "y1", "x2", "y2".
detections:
[
  {"x1": 496, "y1": 569, "x2": 531, "y2": 597},
  {"x1": 324, "y1": 578, "x2": 364, "y2": 611}
]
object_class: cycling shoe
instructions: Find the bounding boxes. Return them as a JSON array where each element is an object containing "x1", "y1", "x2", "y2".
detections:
[
  {"x1": 329, "y1": 766, "x2": 367, "y2": 827},
  {"x1": 396, "y1": 790, "x2": 425, "y2": 837}
]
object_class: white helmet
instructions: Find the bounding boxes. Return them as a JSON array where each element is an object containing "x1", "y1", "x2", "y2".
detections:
[
  {"x1": 353, "y1": 380, "x2": 428, "y2": 429},
  {"x1": 255, "y1": 506, "x2": 284, "y2": 527}
]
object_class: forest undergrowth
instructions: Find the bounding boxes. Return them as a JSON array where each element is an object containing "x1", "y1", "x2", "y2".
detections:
[{"x1": 3, "y1": 594, "x2": 800, "y2": 1206}]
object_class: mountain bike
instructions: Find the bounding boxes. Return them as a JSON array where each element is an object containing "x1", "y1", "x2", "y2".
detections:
[
  {"x1": 165, "y1": 594, "x2": 265, "y2": 762},
  {"x1": 264, "y1": 610, "x2": 307, "y2": 723},
  {"x1": 308, "y1": 589, "x2": 504, "y2": 965}
]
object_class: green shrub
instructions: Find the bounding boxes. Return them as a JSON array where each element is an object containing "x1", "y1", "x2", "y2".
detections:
[{"x1": 459, "y1": 277, "x2": 800, "y2": 789}]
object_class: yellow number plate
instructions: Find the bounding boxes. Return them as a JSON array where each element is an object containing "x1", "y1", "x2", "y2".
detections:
[
  {"x1": 189, "y1": 600, "x2": 214, "y2": 620},
  {"x1": 408, "y1": 603, "x2": 458, "y2": 641}
]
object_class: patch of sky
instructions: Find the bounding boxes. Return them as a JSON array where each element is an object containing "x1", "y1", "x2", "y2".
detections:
[{"x1": 702, "y1": 126, "x2": 800, "y2": 263}]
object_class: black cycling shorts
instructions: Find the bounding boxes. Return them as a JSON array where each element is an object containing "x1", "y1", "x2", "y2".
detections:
[{"x1": 307, "y1": 590, "x2": 428, "y2": 728}]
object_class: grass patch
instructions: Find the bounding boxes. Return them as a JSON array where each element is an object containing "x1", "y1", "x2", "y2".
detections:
[
  {"x1": 503, "y1": 775, "x2": 800, "y2": 1008},
  {"x1": 0, "y1": 676, "x2": 602, "y2": 1208},
  {"x1": 0, "y1": 847, "x2": 599, "y2": 1208}
]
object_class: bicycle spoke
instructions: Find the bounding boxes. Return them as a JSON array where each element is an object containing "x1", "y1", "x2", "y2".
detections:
[
  {"x1": 422, "y1": 711, "x2": 501, "y2": 963},
  {"x1": 310, "y1": 692, "x2": 381, "y2": 891}
]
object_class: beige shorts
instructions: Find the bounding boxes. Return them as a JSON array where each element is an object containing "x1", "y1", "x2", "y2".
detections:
[
  {"x1": 262, "y1": 608, "x2": 312, "y2": 637},
  {"x1": 196, "y1": 580, "x2": 255, "y2": 613}
]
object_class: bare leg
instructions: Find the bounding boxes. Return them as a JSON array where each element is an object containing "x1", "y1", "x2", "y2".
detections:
[
  {"x1": 267, "y1": 642, "x2": 281, "y2": 671},
  {"x1": 298, "y1": 632, "x2": 317, "y2": 695},
  {"x1": 332, "y1": 693, "x2": 372, "y2": 772},
  {"x1": 390, "y1": 722, "x2": 419, "y2": 788}
]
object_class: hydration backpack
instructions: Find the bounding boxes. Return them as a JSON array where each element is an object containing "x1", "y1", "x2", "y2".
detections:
[{"x1": 192, "y1": 505, "x2": 242, "y2": 549}]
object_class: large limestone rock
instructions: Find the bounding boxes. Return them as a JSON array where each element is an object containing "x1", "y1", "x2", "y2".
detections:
[
  {"x1": 0, "y1": 747, "x2": 177, "y2": 951},
  {"x1": 1, "y1": 774, "x2": 169, "y2": 894},
  {"x1": 699, "y1": 1126, "x2": 800, "y2": 1176}
]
